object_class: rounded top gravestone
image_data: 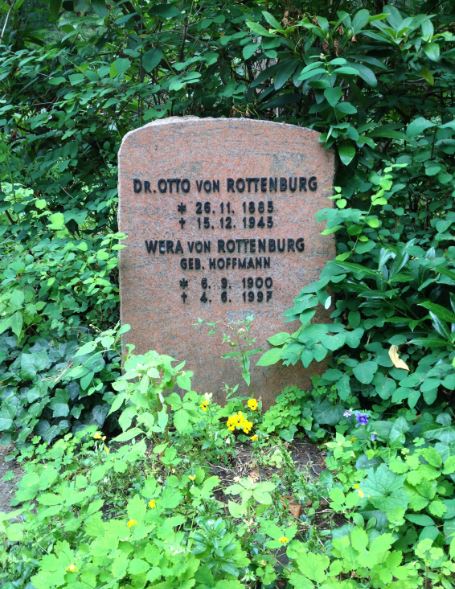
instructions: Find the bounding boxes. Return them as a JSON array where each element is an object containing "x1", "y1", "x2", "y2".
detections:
[{"x1": 118, "y1": 117, "x2": 334, "y2": 406}]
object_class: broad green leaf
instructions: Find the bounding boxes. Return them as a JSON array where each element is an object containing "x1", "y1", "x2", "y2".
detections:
[
  {"x1": 48, "y1": 212, "x2": 65, "y2": 230},
  {"x1": 324, "y1": 87, "x2": 342, "y2": 106},
  {"x1": 143, "y1": 48, "x2": 163, "y2": 72},
  {"x1": 113, "y1": 427, "x2": 143, "y2": 442},
  {"x1": 242, "y1": 43, "x2": 257, "y2": 60},
  {"x1": 257, "y1": 347, "x2": 282, "y2": 366},
  {"x1": 406, "y1": 117, "x2": 434, "y2": 137},
  {"x1": 352, "y1": 9, "x2": 370, "y2": 33},
  {"x1": 262, "y1": 11, "x2": 281, "y2": 29},
  {"x1": 338, "y1": 143, "x2": 356, "y2": 166},
  {"x1": 353, "y1": 361, "x2": 378, "y2": 384},
  {"x1": 246, "y1": 21, "x2": 275, "y2": 38},
  {"x1": 110, "y1": 58, "x2": 131, "y2": 78},
  {"x1": 424, "y1": 43, "x2": 440, "y2": 61}
]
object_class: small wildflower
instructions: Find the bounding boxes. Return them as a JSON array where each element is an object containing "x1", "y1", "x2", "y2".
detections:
[
  {"x1": 148, "y1": 499, "x2": 156, "y2": 509},
  {"x1": 356, "y1": 413, "x2": 369, "y2": 426},
  {"x1": 247, "y1": 398, "x2": 258, "y2": 411},
  {"x1": 200, "y1": 400, "x2": 209, "y2": 412},
  {"x1": 250, "y1": 435, "x2": 258, "y2": 442},
  {"x1": 353, "y1": 484, "x2": 364, "y2": 498},
  {"x1": 66, "y1": 563, "x2": 77, "y2": 573},
  {"x1": 103, "y1": 444, "x2": 110, "y2": 454},
  {"x1": 188, "y1": 474, "x2": 196, "y2": 481},
  {"x1": 93, "y1": 432, "x2": 103, "y2": 440},
  {"x1": 278, "y1": 536, "x2": 289, "y2": 544},
  {"x1": 343, "y1": 409, "x2": 353, "y2": 418},
  {"x1": 370, "y1": 433, "x2": 377, "y2": 442},
  {"x1": 127, "y1": 519, "x2": 138, "y2": 528}
]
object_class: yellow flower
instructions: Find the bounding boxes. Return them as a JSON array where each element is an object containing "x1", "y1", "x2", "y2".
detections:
[
  {"x1": 250, "y1": 435, "x2": 258, "y2": 442},
  {"x1": 66, "y1": 563, "x2": 77, "y2": 573},
  {"x1": 148, "y1": 499, "x2": 156, "y2": 509},
  {"x1": 278, "y1": 536, "x2": 289, "y2": 544},
  {"x1": 242, "y1": 420, "x2": 253, "y2": 434},
  {"x1": 226, "y1": 416, "x2": 236, "y2": 431},
  {"x1": 103, "y1": 444, "x2": 110, "y2": 454},
  {"x1": 127, "y1": 519, "x2": 138, "y2": 528},
  {"x1": 353, "y1": 484, "x2": 364, "y2": 498},
  {"x1": 247, "y1": 398, "x2": 258, "y2": 411},
  {"x1": 188, "y1": 474, "x2": 196, "y2": 481},
  {"x1": 93, "y1": 432, "x2": 103, "y2": 440},
  {"x1": 200, "y1": 400, "x2": 209, "y2": 412}
]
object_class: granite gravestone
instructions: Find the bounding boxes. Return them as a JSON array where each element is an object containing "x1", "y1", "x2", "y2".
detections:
[{"x1": 118, "y1": 118, "x2": 334, "y2": 406}]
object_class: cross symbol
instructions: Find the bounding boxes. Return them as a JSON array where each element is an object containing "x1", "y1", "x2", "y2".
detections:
[
  {"x1": 181, "y1": 292, "x2": 188, "y2": 303},
  {"x1": 177, "y1": 203, "x2": 187, "y2": 214},
  {"x1": 179, "y1": 218, "x2": 186, "y2": 229},
  {"x1": 179, "y1": 279, "x2": 188, "y2": 289}
]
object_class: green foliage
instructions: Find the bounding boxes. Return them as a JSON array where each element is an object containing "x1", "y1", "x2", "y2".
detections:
[
  {"x1": 1, "y1": 380, "x2": 454, "y2": 588},
  {"x1": 1, "y1": 1, "x2": 454, "y2": 441},
  {"x1": 0, "y1": 2, "x2": 454, "y2": 587},
  {"x1": 260, "y1": 164, "x2": 454, "y2": 409}
]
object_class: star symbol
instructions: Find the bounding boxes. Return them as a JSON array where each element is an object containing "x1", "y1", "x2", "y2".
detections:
[
  {"x1": 179, "y1": 279, "x2": 189, "y2": 289},
  {"x1": 177, "y1": 203, "x2": 187, "y2": 214}
]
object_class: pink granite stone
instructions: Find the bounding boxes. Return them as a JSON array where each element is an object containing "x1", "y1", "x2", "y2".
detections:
[{"x1": 118, "y1": 117, "x2": 334, "y2": 406}]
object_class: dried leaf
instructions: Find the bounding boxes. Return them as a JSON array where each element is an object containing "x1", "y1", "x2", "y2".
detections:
[
  {"x1": 248, "y1": 469, "x2": 260, "y2": 482},
  {"x1": 288, "y1": 500, "x2": 302, "y2": 519},
  {"x1": 388, "y1": 345, "x2": 409, "y2": 371},
  {"x1": 281, "y1": 495, "x2": 302, "y2": 518}
]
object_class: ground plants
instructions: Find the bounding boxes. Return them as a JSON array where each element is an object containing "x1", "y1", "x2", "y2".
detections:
[{"x1": 1, "y1": 1, "x2": 454, "y2": 588}]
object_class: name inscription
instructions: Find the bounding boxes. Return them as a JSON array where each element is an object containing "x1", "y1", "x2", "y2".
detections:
[{"x1": 133, "y1": 175, "x2": 318, "y2": 307}]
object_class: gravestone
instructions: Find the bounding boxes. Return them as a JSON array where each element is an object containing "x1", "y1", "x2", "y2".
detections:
[{"x1": 118, "y1": 117, "x2": 334, "y2": 406}]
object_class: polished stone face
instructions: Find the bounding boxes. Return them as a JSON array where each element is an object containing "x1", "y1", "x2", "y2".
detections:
[{"x1": 118, "y1": 117, "x2": 334, "y2": 406}]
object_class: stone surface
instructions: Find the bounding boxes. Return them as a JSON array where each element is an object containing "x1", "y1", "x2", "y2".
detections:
[{"x1": 118, "y1": 117, "x2": 334, "y2": 406}]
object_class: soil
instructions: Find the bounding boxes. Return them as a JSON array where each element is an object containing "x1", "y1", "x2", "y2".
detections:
[
  {"x1": 210, "y1": 439, "x2": 326, "y2": 493},
  {"x1": 0, "y1": 445, "x2": 22, "y2": 513}
]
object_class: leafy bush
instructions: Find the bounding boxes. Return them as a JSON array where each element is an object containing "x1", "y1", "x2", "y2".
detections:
[{"x1": 260, "y1": 165, "x2": 454, "y2": 409}]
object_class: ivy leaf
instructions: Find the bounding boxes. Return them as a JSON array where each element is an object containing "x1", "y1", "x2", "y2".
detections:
[{"x1": 353, "y1": 361, "x2": 378, "y2": 384}]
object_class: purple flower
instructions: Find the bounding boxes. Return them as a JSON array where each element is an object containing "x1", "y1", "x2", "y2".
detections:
[{"x1": 356, "y1": 413, "x2": 369, "y2": 426}]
